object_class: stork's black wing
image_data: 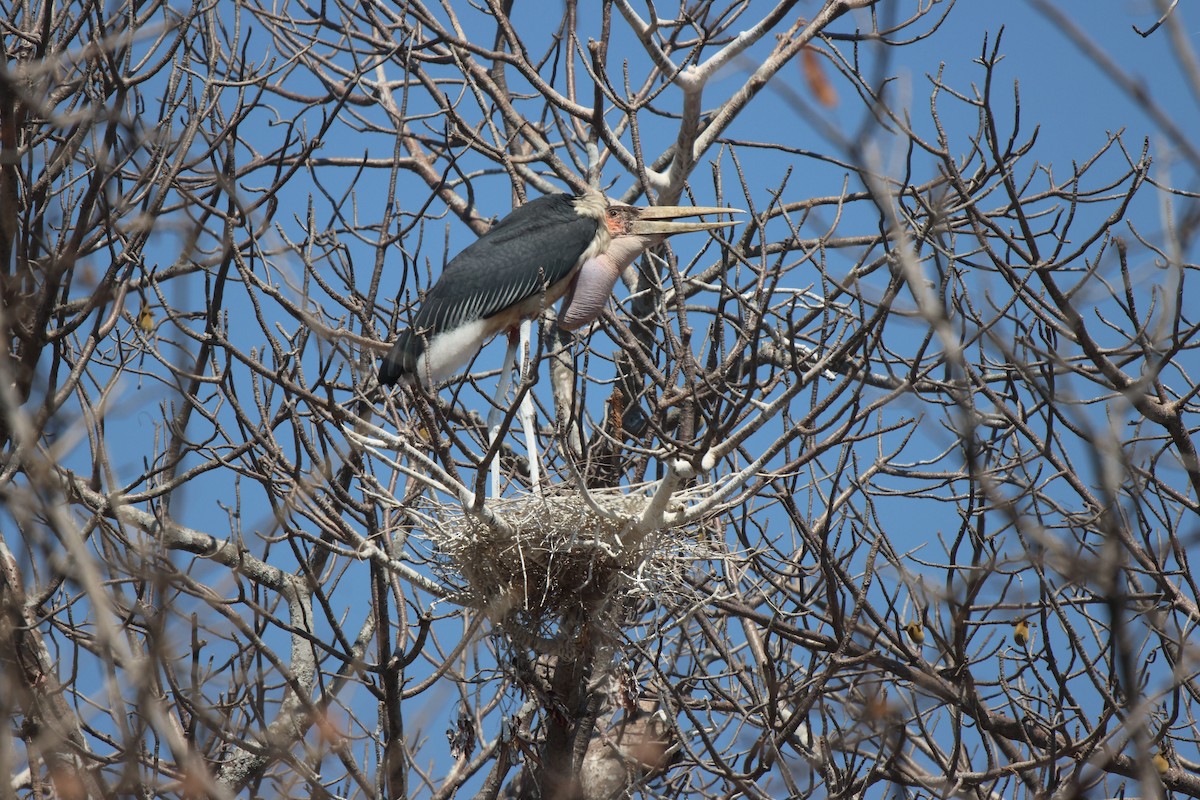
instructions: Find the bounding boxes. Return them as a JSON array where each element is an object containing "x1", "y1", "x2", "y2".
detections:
[
  {"x1": 380, "y1": 194, "x2": 599, "y2": 384},
  {"x1": 416, "y1": 194, "x2": 599, "y2": 334}
]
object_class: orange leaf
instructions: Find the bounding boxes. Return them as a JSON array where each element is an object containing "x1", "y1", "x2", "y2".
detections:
[{"x1": 803, "y1": 47, "x2": 838, "y2": 108}]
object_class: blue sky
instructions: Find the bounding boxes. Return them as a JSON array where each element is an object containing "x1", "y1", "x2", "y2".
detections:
[
  {"x1": 10, "y1": 0, "x2": 1200, "y2": 796},
  {"x1": 355, "y1": 2, "x2": 1199, "y2": 791}
]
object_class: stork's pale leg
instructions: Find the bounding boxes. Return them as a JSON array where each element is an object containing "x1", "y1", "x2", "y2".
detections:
[
  {"x1": 488, "y1": 332, "x2": 519, "y2": 498},
  {"x1": 516, "y1": 318, "x2": 541, "y2": 493}
]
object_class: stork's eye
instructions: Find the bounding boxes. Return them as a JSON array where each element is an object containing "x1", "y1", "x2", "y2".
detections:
[{"x1": 606, "y1": 207, "x2": 619, "y2": 218}]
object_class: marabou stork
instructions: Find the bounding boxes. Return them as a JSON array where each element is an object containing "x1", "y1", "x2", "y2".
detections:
[
  {"x1": 379, "y1": 190, "x2": 738, "y2": 387},
  {"x1": 380, "y1": 189, "x2": 737, "y2": 495}
]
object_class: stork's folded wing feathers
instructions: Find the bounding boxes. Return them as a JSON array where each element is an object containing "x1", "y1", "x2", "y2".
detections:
[
  {"x1": 380, "y1": 194, "x2": 599, "y2": 385},
  {"x1": 418, "y1": 195, "x2": 598, "y2": 333}
]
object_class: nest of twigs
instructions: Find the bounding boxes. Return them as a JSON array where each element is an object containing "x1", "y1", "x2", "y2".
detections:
[{"x1": 413, "y1": 484, "x2": 713, "y2": 640}]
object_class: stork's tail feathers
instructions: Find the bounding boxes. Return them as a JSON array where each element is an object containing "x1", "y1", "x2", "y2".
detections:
[{"x1": 379, "y1": 331, "x2": 414, "y2": 386}]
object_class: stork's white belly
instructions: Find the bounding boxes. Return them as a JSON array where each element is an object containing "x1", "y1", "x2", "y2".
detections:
[{"x1": 415, "y1": 318, "x2": 489, "y2": 386}]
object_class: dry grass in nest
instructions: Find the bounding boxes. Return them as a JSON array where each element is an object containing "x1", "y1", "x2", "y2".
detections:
[{"x1": 412, "y1": 484, "x2": 714, "y2": 640}]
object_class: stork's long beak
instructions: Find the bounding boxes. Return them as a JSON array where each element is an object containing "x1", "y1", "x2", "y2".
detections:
[{"x1": 630, "y1": 205, "x2": 742, "y2": 236}]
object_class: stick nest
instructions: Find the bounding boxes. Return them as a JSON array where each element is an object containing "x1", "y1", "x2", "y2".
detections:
[{"x1": 413, "y1": 485, "x2": 714, "y2": 638}]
